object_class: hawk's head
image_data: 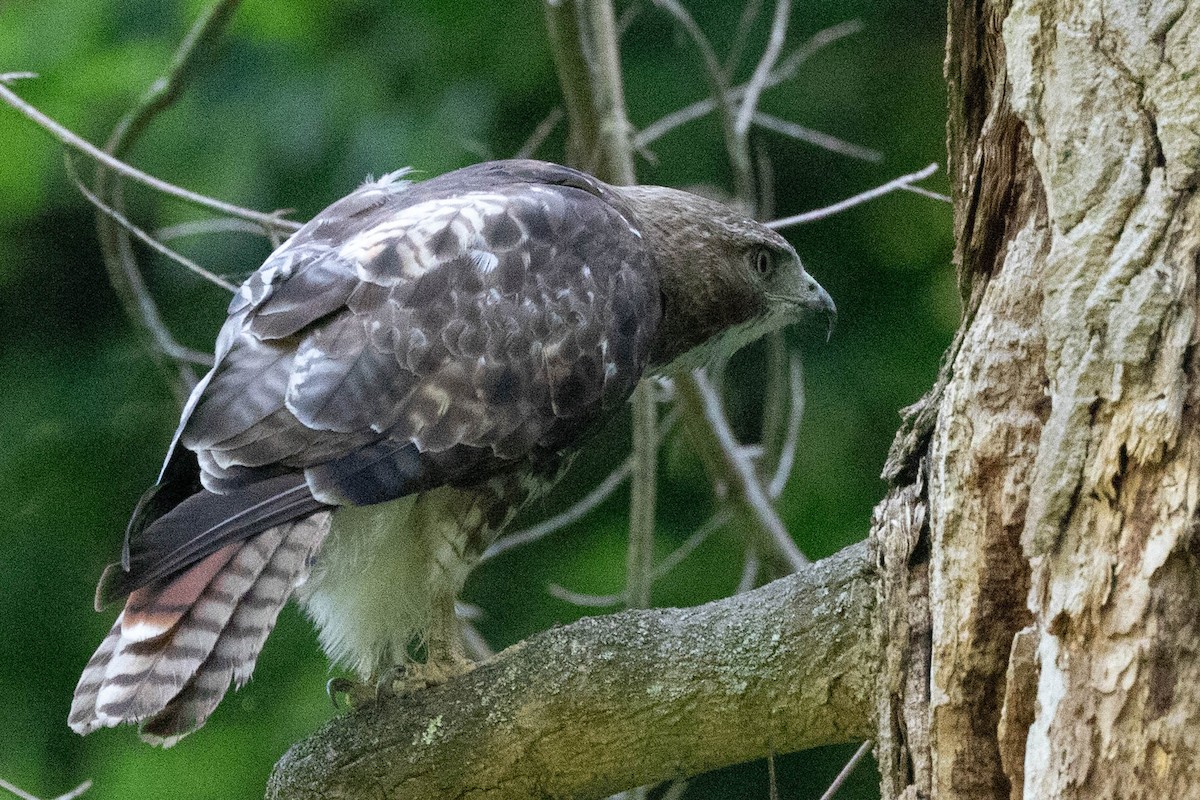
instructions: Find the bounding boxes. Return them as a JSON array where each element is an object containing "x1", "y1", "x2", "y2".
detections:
[{"x1": 614, "y1": 185, "x2": 835, "y2": 368}]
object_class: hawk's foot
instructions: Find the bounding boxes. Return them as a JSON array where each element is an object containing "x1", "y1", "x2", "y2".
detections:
[
  {"x1": 326, "y1": 676, "x2": 379, "y2": 709},
  {"x1": 376, "y1": 655, "x2": 477, "y2": 698}
]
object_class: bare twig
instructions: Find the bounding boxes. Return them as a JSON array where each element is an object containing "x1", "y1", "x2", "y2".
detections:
[
  {"x1": 461, "y1": 621, "x2": 495, "y2": 661},
  {"x1": 900, "y1": 183, "x2": 952, "y2": 203},
  {"x1": 579, "y1": 0, "x2": 637, "y2": 186},
  {"x1": 514, "y1": 106, "x2": 565, "y2": 159},
  {"x1": 767, "y1": 162, "x2": 940, "y2": 229},
  {"x1": 659, "y1": 781, "x2": 688, "y2": 800},
  {"x1": 817, "y1": 740, "x2": 873, "y2": 800},
  {"x1": 652, "y1": 509, "x2": 731, "y2": 580},
  {"x1": 626, "y1": 380, "x2": 658, "y2": 608},
  {"x1": 677, "y1": 368, "x2": 809, "y2": 572},
  {"x1": 616, "y1": 1, "x2": 644, "y2": 39},
  {"x1": 547, "y1": 0, "x2": 637, "y2": 184},
  {"x1": 753, "y1": 112, "x2": 882, "y2": 162},
  {"x1": 650, "y1": 0, "x2": 752, "y2": 205},
  {"x1": 0, "y1": 81, "x2": 300, "y2": 232},
  {"x1": 546, "y1": 1, "x2": 602, "y2": 171},
  {"x1": 549, "y1": 508, "x2": 731, "y2": 610},
  {"x1": 768, "y1": 353, "x2": 805, "y2": 499},
  {"x1": 723, "y1": 0, "x2": 764, "y2": 76},
  {"x1": 482, "y1": 459, "x2": 632, "y2": 562},
  {"x1": 155, "y1": 217, "x2": 276, "y2": 242},
  {"x1": 737, "y1": 545, "x2": 761, "y2": 593},
  {"x1": 633, "y1": 19, "x2": 863, "y2": 149},
  {"x1": 547, "y1": 583, "x2": 625, "y2": 608},
  {"x1": 734, "y1": 0, "x2": 790, "y2": 144},
  {"x1": 0, "y1": 777, "x2": 92, "y2": 800},
  {"x1": 67, "y1": 157, "x2": 238, "y2": 292},
  {"x1": 89, "y1": 0, "x2": 247, "y2": 397}
]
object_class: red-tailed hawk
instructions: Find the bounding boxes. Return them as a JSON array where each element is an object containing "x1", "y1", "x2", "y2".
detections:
[{"x1": 68, "y1": 159, "x2": 834, "y2": 745}]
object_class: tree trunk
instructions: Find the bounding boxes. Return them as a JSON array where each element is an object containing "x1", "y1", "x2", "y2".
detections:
[{"x1": 877, "y1": 1, "x2": 1200, "y2": 798}]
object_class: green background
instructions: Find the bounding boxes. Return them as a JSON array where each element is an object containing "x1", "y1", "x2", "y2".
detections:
[{"x1": 0, "y1": 1, "x2": 952, "y2": 798}]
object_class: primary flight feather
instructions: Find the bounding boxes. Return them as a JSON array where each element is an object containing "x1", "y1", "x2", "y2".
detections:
[{"x1": 69, "y1": 159, "x2": 834, "y2": 745}]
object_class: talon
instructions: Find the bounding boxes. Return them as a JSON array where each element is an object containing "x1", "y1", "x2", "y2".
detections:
[{"x1": 326, "y1": 676, "x2": 381, "y2": 709}]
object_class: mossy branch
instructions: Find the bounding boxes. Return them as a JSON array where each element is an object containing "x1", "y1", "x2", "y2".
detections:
[{"x1": 267, "y1": 541, "x2": 879, "y2": 800}]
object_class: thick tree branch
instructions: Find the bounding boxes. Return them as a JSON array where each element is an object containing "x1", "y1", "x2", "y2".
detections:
[{"x1": 267, "y1": 540, "x2": 878, "y2": 800}]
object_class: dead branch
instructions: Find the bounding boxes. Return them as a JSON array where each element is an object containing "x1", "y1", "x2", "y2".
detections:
[
  {"x1": 768, "y1": 162, "x2": 941, "y2": 229},
  {"x1": 0, "y1": 80, "x2": 299, "y2": 233}
]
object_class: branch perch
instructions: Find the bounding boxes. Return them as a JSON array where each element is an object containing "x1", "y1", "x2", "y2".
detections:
[{"x1": 267, "y1": 540, "x2": 878, "y2": 800}]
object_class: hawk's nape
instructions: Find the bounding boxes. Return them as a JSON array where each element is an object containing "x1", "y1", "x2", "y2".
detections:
[{"x1": 69, "y1": 159, "x2": 834, "y2": 745}]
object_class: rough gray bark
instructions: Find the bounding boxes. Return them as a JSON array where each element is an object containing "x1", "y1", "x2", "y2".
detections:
[
  {"x1": 876, "y1": 1, "x2": 1200, "y2": 798},
  {"x1": 266, "y1": 541, "x2": 878, "y2": 800}
]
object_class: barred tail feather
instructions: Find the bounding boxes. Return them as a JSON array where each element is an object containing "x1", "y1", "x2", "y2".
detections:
[
  {"x1": 139, "y1": 513, "x2": 330, "y2": 745},
  {"x1": 68, "y1": 617, "x2": 124, "y2": 733},
  {"x1": 68, "y1": 513, "x2": 329, "y2": 744}
]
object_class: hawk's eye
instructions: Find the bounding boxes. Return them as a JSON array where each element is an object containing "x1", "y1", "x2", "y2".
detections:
[{"x1": 753, "y1": 248, "x2": 774, "y2": 277}]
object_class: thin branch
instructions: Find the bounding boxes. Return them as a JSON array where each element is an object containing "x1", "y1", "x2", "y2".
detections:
[
  {"x1": 461, "y1": 621, "x2": 496, "y2": 661},
  {"x1": 817, "y1": 740, "x2": 873, "y2": 800},
  {"x1": 633, "y1": 19, "x2": 863, "y2": 149},
  {"x1": 677, "y1": 368, "x2": 809, "y2": 572},
  {"x1": 753, "y1": 112, "x2": 882, "y2": 162},
  {"x1": 548, "y1": 583, "x2": 625, "y2": 608},
  {"x1": 483, "y1": 411, "x2": 678, "y2": 563},
  {"x1": 268, "y1": 541, "x2": 879, "y2": 800},
  {"x1": 768, "y1": 353, "x2": 805, "y2": 499},
  {"x1": 650, "y1": 0, "x2": 753, "y2": 205},
  {"x1": 66, "y1": 168, "x2": 215, "y2": 368},
  {"x1": 90, "y1": 1, "x2": 247, "y2": 398},
  {"x1": 900, "y1": 183, "x2": 952, "y2": 203},
  {"x1": 652, "y1": 509, "x2": 731, "y2": 580},
  {"x1": 737, "y1": 546, "x2": 761, "y2": 593},
  {"x1": 67, "y1": 157, "x2": 238, "y2": 292},
  {"x1": 767, "y1": 162, "x2": 940, "y2": 229},
  {"x1": 155, "y1": 217, "x2": 276, "y2": 242},
  {"x1": 514, "y1": 106, "x2": 565, "y2": 159},
  {"x1": 0, "y1": 778, "x2": 92, "y2": 800},
  {"x1": 734, "y1": 0, "x2": 790, "y2": 144},
  {"x1": 626, "y1": 380, "x2": 658, "y2": 608},
  {"x1": 0, "y1": 81, "x2": 300, "y2": 232},
  {"x1": 723, "y1": 0, "x2": 764, "y2": 77},
  {"x1": 482, "y1": 459, "x2": 632, "y2": 561},
  {"x1": 550, "y1": 507, "x2": 731, "y2": 609},
  {"x1": 616, "y1": 1, "x2": 644, "y2": 39},
  {"x1": 579, "y1": 0, "x2": 638, "y2": 185}
]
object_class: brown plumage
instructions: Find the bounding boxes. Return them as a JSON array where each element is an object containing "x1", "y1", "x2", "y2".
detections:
[{"x1": 70, "y1": 159, "x2": 834, "y2": 744}]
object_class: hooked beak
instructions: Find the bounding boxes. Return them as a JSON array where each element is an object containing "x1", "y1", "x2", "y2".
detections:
[
  {"x1": 772, "y1": 271, "x2": 836, "y2": 341},
  {"x1": 809, "y1": 277, "x2": 836, "y2": 342}
]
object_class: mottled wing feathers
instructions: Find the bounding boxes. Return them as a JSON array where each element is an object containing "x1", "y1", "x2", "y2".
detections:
[{"x1": 177, "y1": 160, "x2": 660, "y2": 507}]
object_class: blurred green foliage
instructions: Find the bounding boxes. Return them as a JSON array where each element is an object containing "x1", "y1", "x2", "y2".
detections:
[{"x1": 0, "y1": 1, "x2": 952, "y2": 798}]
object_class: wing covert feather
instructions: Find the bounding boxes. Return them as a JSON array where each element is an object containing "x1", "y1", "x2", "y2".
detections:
[{"x1": 179, "y1": 160, "x2": 661, "y2": 504}]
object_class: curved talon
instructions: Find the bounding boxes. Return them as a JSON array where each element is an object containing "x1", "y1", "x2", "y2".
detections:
[{"x1": 326, "y1": 677, "x2": 359, "y2": 709}]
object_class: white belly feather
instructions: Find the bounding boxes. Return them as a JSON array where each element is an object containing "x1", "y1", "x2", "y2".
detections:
[{"x1": 294, "y1": 486, "x2": 482, "y2": 678}]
